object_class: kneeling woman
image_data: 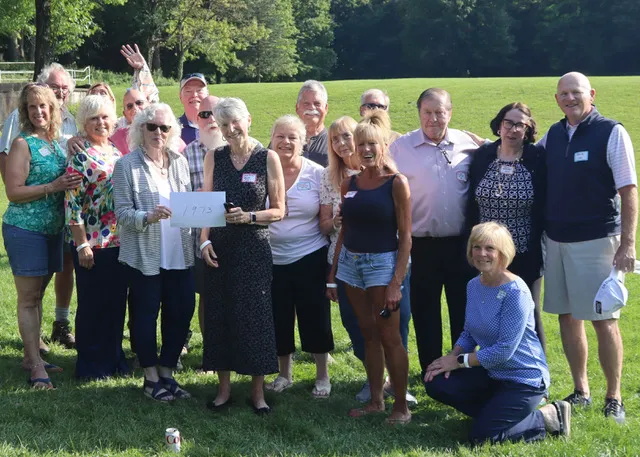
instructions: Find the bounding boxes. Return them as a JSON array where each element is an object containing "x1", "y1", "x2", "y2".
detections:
[
  {"x1": 327, "y1": 111, "x2": 412, "y2": 424},
  {"x1": 424, "y1": 222, "x2": 570, "y2": 444}
]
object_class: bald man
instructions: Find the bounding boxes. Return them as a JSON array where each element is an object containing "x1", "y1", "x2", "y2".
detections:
[
  {"x1": 539, "y1": 72, "x2": 637, "y2": 423},
  {"x1": 110, "y1": 89, "x2": 149, "y2": 154}
]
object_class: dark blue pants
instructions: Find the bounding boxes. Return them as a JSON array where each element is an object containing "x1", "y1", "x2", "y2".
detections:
[
  {"x1": 73, "y1": 247, "x2": 129, "y2": 379},
  {"x1": 126, "y1": 266, "x2": 195, "y2": 368},
  {"x1": 336, "y1": 267, "x2": 411, "y2": 361},
  {"x1": 425, "y1": 367, "x2": 546, "y2": 444}
]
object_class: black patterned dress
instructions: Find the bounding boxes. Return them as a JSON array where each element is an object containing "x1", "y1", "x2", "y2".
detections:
[{"x1": 202, "y1": 145, "x2": 278, "y2": 375}]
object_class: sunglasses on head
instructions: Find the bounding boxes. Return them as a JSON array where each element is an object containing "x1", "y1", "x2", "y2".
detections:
[
  {"x1": 146, "y1": 123, "x2": 171, "y2": 133},
  {"x1": 361, "y1": 103, "x2": 387, "y2": 110},
  {"x1": 198, "y1": 111, "x2": 213, "y2": 119},
  {"x1": 181, "y1": 72, "x2": 206, "y2": 81},
  {"x1": 126, "y1": 100, "x2": 146, "y2": 110}
]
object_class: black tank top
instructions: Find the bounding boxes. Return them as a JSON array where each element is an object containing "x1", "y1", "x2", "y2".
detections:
[{"x1": 342, "y1": 174, "x2": 398, "y2": 253}]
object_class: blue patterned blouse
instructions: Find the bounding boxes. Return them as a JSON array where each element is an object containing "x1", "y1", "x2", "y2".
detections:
[{"x1": 456, "y1": 276, "x2": 550, "y2": 388}]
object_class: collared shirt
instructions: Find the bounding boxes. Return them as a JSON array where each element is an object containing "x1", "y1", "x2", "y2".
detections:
[
  {"x1": 112, "y1": 147, "x2": 194, "y2": 276},
  {"x1": 184, "y1": 140, "x2": 209, "y2": 258},
  {"x1": 390, "y1": 128, "x2": 478, "y2": 237},
  {"x1": 179, "y1": 113, "x2": 198, "y2": 145},
  {"x1": 0, "y1": 107, "x2": 77, "y2": 154},
  {"x1": 456, "y1": 276, "x2": 550, "y2": 389},
  {"x1": 303, "y1": 128, "x2": 328, "y2": 167}
]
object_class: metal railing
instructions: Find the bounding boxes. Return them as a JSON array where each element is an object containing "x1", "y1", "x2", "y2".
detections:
[{"x1": 0, "y1": 63, "x2": 91, "y2": 85}]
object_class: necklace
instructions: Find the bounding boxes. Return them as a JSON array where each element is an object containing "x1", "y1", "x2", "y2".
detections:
[
  {"x1": 494, "y1": 145, "x2": 523, "y2": 197},
  {"x1": 143, "y1": 149, "x2": 167, "y2": 175},
  {"x1": 230, "y1": 143, "x2": 255, "y2": 168}
]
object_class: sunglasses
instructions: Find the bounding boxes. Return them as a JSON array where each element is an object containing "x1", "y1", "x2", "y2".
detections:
[
  {"x1": 198, "y1": 111, "x2": 213, "y2": 119},
  {"x1": 126, "y1": 100, "x2": 146, "y2": 110},
  {"x1": 181, "y1": 72, "x2": 206, "y2": 82},
  {"x1": 146, "y1": 123, "x2": 171, "y2": 133},
  {"x1": 361, "y1": 103, "x2": 387, "y2": 110}
]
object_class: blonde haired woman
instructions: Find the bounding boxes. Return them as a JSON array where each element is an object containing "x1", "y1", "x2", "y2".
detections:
[
  {"x1": 327, "y1": 111, "x2": 412, "y2": 424},
  {"x1": 424, "y1": 222, "x2": 569, "y2": 444}
]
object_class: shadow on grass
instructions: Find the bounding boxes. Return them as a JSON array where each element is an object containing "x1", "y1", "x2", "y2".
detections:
[{"x1": 0, "y1": 345, "x2": 471, "y2": 456}]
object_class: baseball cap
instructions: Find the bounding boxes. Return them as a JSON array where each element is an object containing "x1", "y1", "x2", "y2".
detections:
[
  {"x1": 594, "y1": 268, "x2": 628, "y2": 314},
  {"x1": 180, "y1": 73, "x2": 207, "y2": 90}
]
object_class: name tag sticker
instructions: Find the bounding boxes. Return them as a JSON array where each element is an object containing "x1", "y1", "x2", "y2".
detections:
[
  {"x1": 241, "y1": 173, "x2": 257, "y2": 183},
  {"x1": 297, "y1": 181, "x2": 311, "y2": 191},
  {"x1": 574, "y1": 151, "x2": 589, "y2": 162},
  {"x1": 500, "y1": 165, "x2": 515, "y2": 175},
  {"x1": 39, "y1": 147, "x2": 51, "y2": 157},
  {"x1": 456, "y1": 171, "x2": 468, "y2": 182},
  {"x1": 344, "y1": 191, "x2": 357, "y2": 198}
]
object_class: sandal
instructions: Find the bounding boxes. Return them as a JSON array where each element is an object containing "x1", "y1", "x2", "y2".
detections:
[
  {"x1": 159, "y1": 376, "x2": 191, "y2": 399},
  {"x1": 312, "y1": 379, "x2": 332, "y2": 399},
  {"x1": 265, "y1": 376, "x2": 293, "y2": 393},
  {"x1": 385, "y1": 413, "x2": 412, "y2": 425},
  {"x1": 23, "y1": 362, "x2": 63, "y2": 373},
  {"x1": 28, "y1": 377, "x2": 54, "y2": 389},
  {"x1": 348, "y1": 405, "x2": 385, "y2": 417},
  {"x1": 143, "y1": 378, "x2": 174, "y2": 402}
]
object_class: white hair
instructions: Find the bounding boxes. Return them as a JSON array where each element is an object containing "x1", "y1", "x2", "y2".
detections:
[
  {"x1": 297, "y1": 80, "x2": 328, "y2": 104},
  {"x1": 213, "y1": 97, "x2": 250, "y2": 125},
  {"x1": 37, "y1": 63, "x2": 75, "y2": 94},
  {"x1": 128, "y1": 103, "x2": 181, "y2": 152},
  {"x1": 270, "y1": 114, "x2": 307, "y2": 150},
  {"x1": 76, "y1": 95, "x2": 117, "y2": 136},
  {"x1": 360, "y1": 89, "x2": 390, "y2": 108}
]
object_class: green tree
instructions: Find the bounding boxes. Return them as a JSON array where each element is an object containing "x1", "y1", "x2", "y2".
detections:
[
  {"x1": 0, "y1": 0, "x2": 34, "y2": 60},
  {"x1": 236, "y1": 0, "x2": 299, "y2": 82},
  {"x1": 291, "y1": 0, "x2": 336, "y2": 79}
]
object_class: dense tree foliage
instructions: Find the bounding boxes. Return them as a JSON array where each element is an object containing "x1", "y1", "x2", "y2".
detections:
[{"x1": 1, "y1": 0, "x2": 638, "y2": 81}]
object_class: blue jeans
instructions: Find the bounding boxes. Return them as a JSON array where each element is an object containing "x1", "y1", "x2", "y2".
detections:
[
  {"x1": 126, "y1": 266, "x2": 195, "y2": 368},
  {"x1": 337, "y1": 267, "x2": 411, "y2": 362},
  {"x1": 425, "y1": 366, "x2": 546, "y2": 444}
]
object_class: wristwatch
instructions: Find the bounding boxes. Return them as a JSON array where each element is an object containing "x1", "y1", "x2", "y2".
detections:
[
  {"x1": 249, "y1": 212, "x2": 257, "y2": 224},
  {"x1": 457, "y1": 354, "x2": 465, "y2": 368}
]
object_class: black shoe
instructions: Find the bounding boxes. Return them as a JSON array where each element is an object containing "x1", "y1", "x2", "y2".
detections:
[
  {"x1": 51, "y1": 320, "x2": 76, "y2": 349},
  {"x1": 246, "y1": 398, "x2": 271, "y2": 416},
  {"x1": 207, "y1": 396, "x2": 232, "y2": 411},
  {"x1": 563, "y1": 389, "x2": 592, "y2": 407},
  {"x1": 603, "y1": 397, "x2": 625, "y2": 424}
]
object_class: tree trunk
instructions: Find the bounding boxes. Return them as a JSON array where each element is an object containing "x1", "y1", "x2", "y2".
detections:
[
  {"x1": 6, "y1": 34, "x2": 19, "y2": 61},
  {"x1": 34, "y1": 0, "x2": 53, "y2": 81},
  {"x1": 176, "y1": 48, "x2": 186, "y2": 81},
  {"x1": 146, "y1": 44, "x2": 155, "y2": 71},
  {"x1": 153, "y1": 47, "x2": 161, "y2": 75}
]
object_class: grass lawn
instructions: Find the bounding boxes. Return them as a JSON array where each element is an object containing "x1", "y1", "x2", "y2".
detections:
[{"x1": 1, "y1": 77, "x2": 639, "y2": 456}]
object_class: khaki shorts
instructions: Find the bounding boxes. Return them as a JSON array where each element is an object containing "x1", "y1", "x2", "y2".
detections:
[{"x1": 543, "y1": 235, "x2": 621, "y2": 321}]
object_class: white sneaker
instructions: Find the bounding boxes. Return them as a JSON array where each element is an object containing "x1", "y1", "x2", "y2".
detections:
[
  {"x1": 355, "y1": 381, "x2": 371, "y2": 403},
  {"x1": 383, "y1": 384, "x2": 418, "y2": 407}
]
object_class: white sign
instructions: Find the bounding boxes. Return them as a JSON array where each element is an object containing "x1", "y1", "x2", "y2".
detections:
[{"x1": 170, "y1": 191, "x2": 227, "y2": 228}]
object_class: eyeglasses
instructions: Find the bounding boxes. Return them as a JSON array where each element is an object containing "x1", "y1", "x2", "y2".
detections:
[
  {"x1": 126, "y1": 100, "x2": 146, "y2": 110},
  {"x1": 361, "y1": 103, "x2": 387, "y2": 111},
  {"x1": 146, "y1": 123, "x2": 171, "y2": 133},
  {"x1": 502, "y1": 119, "x2": 529, "y2": 132},
  {"x1": 331, "y1": 132, "x2": 353, "y2": 144},
  {"x1": 49, "y1": 85, "x2": 70, "y2": 95},
  {"x1": 198, "y1": 111, "x2": 213, "y2": 119}
]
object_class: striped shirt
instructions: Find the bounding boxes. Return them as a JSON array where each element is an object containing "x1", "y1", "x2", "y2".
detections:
[{"x1": 112, "y1": 147, "x2": 194, "y2": 276}]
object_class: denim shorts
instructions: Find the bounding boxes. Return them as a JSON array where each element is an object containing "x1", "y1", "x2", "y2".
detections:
[
  {"x1": 2, "y1": 223, "x2": 63, "y2": 276},
  {"x1": 336, "y1": 248, "x2": 396, "y2": 290}
]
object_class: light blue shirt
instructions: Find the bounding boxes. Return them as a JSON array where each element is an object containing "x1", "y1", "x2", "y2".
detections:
[{"x1": 456, "y1": 276, "x2": 550, "y2": 388}]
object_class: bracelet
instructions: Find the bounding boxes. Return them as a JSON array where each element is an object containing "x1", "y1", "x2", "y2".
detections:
[
  {"x1": 332, "y1": 217, "x2": 339, "y2": 231},
  {"x1": 44, "y1": 184, "x2": 49, "y2": 200},
  {"x1": 463, "y1": 353, "x2": 470, "y2": 368},
  {"x1": 326, "y1": 283, "x2": 338, "y2": 289},
  {"x1": 200, "y1": 240, "x2": 212, "y2": 252},
  {"x1": 76, "y1": 242, "x2": 90, "y2": 253}
]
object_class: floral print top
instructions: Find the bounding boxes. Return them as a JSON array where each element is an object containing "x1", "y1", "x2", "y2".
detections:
[
  {"x1": 3, "y1": 133, "x2": 66, "y2": 235},
  {"x1": 65, "y1": 141, "x2": 122, "y2": 249}
]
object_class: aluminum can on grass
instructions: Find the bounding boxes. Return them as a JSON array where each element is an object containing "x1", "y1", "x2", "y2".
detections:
[{"x1": 165, "y1": 428, "x2": 181, "y2": 452}]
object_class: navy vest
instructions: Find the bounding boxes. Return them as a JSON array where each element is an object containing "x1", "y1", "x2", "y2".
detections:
[{"x1": 545, "y1": 108, "x2": 620, "y2": 242}]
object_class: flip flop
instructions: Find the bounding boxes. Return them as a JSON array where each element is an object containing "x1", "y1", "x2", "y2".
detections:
[
  {"x1": 312, "y1": 379, "x2": 332, "y2": 399},
  {"x1": 265, "y1": 376, "x2": 293, "y2": 393},
  {"x1": 385, "y1": 414, "x2": 412, "y2": 425},
  {"x1": 28, "y1": 377, "x2": 54, "y2": 390}
]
